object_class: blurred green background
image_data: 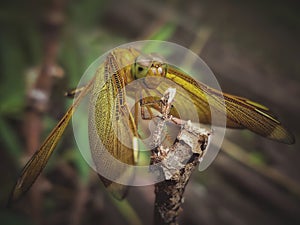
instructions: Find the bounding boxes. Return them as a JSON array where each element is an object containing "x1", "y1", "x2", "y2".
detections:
[{"x1": 0, "y1": 0, "x2": 299, "y2": 224}]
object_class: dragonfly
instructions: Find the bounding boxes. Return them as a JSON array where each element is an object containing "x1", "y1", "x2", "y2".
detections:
[{"x1": 9, "y1": 47, "x2": 295, "y2": 203}]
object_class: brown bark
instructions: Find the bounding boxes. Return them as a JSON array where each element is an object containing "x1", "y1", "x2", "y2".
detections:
[{"x1": 151, "y1": 89, "x2": 210, "y2": 225}]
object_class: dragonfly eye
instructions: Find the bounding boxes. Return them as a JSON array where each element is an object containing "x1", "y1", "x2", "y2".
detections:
[
  {"x1": 133, "y1": 54, "x2": 152, "y2": 79},
  {"x1": 133, "y1": 63, "x2": 149, "y2": 79},
  {"x1": 133, "y1": 54, "x2": 168, "y2": 79},
  {"x1": 133, "y1": 53, "x2": 168, "y2": 88}
]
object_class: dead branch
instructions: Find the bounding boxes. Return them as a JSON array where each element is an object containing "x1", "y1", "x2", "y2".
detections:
[{"x1": 151, "y1": 88, "x2": 211, "y2": 225}]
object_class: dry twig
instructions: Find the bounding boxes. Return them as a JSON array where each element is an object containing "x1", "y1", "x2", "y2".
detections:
[{"x1": 151, "y1": 88, "x2": 211, "y2": 225}]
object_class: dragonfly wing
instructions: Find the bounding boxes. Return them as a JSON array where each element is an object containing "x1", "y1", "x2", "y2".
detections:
[
  {"x1": 165, "y1": 66, "x2": 295, "y2": 144},
  {"x1": 89, "y1": 55, "x2": 136, "y2": 199},
  {"x1": 9, "y1": 81, "x2": 93, "y2": 204},
  {"x1": 222, "y1": 92, "x2": 295, "y2": 143}
]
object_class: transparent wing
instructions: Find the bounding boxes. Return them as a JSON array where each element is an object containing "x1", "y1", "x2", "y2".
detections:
[
  {"x1": 165, "y1": 66, "x2": 295, "y2": 144},
  {"x1": 88, "y1": 54, "x2": 136, "y2": 199},
  {"x1": 9, "y1": 80, "x2": 93, "y2": 204}
]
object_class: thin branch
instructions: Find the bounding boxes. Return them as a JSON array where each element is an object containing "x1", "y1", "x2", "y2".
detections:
[{"x1": 151, "y1": 88, "x2": 211, "y2": 225}]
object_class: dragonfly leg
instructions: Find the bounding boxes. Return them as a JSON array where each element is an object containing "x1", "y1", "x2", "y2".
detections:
[
  {"x1": 140, "y1": 98, "x2": 160, "y2": 120},
  {"x1": 64, "y1": 85, "x2": 87, "y2": 98}
]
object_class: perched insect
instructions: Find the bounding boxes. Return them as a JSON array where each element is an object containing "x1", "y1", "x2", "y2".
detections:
[{"x1": 9, "y1": 47, "x2": 295, "y2": 203}]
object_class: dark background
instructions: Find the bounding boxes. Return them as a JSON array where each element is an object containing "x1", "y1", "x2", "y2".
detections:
[{"x1": 0, "y1": 0, "x2": 299, "y2": 224}]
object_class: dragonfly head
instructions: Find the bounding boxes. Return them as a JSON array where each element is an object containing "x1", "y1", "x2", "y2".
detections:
[{"x1": 132, "y1": 53, "x2": 167, "y2": 89}]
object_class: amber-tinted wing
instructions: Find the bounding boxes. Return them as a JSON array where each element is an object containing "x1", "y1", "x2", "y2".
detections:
[
  {"x1": 8, "y1": 80, "x2": 94, "y2": 204},
  {"x1": 88, "y1": 53, "x2": 137, "y2": 200},
  {"x1": 164, "y1": 66, "x2": 295, "y2": 144}
]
